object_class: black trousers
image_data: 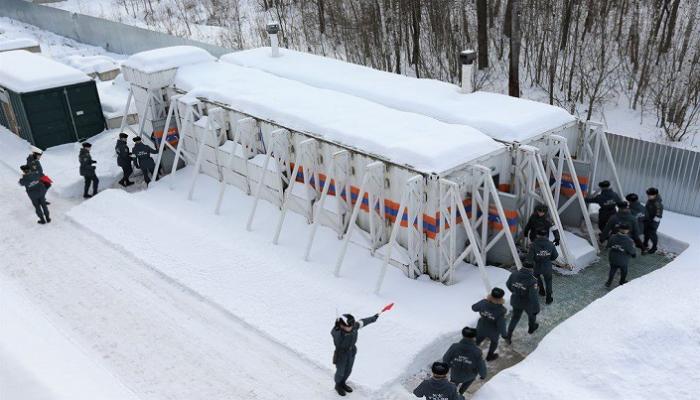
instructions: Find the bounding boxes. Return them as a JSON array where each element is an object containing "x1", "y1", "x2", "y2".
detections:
[
  {"x1": 535, "y1": 272, "x2": 553, "y2": 299},
  {"x1": 507, "y1": 307, "x2": 538, "y2": 337},
  {"x1": 334, "y1": 352, "x2": 355, "y2": 385},
  {"x1": 599, "y1": 208, "x2": 615, "y2": 231},
  {"x1": 120, "y1": 164, "x2": 133, "y2": 182},
  {"x1": 83, "y1": 175, "x2": 99, "y2": 196},
  {"x1": 140, "y1": 165, "x2": 155, "y2": 184},
  {"x1": 31, "y1": 196, "x2": 49, "y2": 221},
  {"x1": 452, "y1": 378, "x2": 476, "y2": 395},
  {"x1": 607, "y1": 264, "x2": 628, "y2": 284},
  {"x1": 643, "y1": 222, "x2": 659, "y2": 250},
  {"x1": 476, "y1": 334, "x2": 499, "y2": 357}
]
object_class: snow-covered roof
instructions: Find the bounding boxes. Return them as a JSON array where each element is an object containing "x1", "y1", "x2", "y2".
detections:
[
  {"x1": 222, "y1": 48, "x2": 577, "y2": 142},
  {"x1": 0, "y1": 38, "x2": 39, "y2": 52},
  {"x1": 64, "y1": 54, "x2": 119, "y2": 75},
  {"x1": 0, "y1": 50, "x2": 91, "y2": 93},
  {"x1": 122, "y1": 46, "x2": 215, "y2": 74},
  {"x1": 175, "y1": 61, "x2": 504, "y2": 174}
]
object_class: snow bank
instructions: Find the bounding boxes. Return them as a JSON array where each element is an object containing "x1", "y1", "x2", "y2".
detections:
[
  {"x1": 122, "y1": 45, "x2": 214, "y2": 73},
  {"x1": 0, "y1": 50, "x2": 91, "y2": 93},
  {"x1": 97, "y1": 76, "x2": 136, "y2": 118},
  {"x1": 66, "y1": 170, "x2": 511, "y2": 393},
  {"x1": 175, "y1": 61, "x2": 504, "y2": 173},
  {"x1": 474, "y1": 213, "x2": 700, "y2": 400},
  {"x1": 0, "y1": 278, "x2": 138, "y2": 400},
  {"x1": 0, "y1": 37, "x2": 39, "y2": 51},
  {"x1": 0, "y1": 127, "x2": 126, "y2": 198},
  {"x1": 64, "y1": 54, "x2": 119, "y2": 75},
  {"x1": 223, "y1": 48, "x2": 576, "y2": 142}
]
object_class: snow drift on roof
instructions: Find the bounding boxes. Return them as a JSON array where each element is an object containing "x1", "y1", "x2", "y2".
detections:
[
  {"x1": 64, "y1": 54, "x2": 119, "y2": 75},
  {"x1": 122, "y1": 46, "x2": 215, "y2": 73},
  {"x1": 0, "y1": 38, "x2": 39, "y2": 52},
  {"x1": 222, "y1": 48, "x2": 577, "y2": 142},
  {"x1": 175, "y1": 61, "x2": 503, "y2": 174},
  {"x1": 0, "y1": 50, "x2": 91, "y2": 93}
]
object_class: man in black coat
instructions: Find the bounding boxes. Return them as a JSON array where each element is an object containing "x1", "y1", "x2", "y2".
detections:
[
  {"x1": 331, "y1": 313, "x2": 379, "y2": 396},
  {"x1": 505, "y1": 263, "x2": 541, "y2": 343},
  {"x1": 413, "y1": 362, "x2": 464, "y2": 400},
  {"x1": 600, "y1": 201, "x2": 643, "y2": 248},
  {"x1": 643, "y1": 187, "x2": 664, "y2": 254},
  {"x1": 79, "y1": 142, "x2": 99, "y2": 198},
  {"x1": 626, "y1": 193, "x2": 646, "y2": 234},
  {"x1": 132, "y1": 137, "x2": 159, "y2": 185},
  {"x1": 471, "y1": 288, "x2": 507, "y2": 362},
  {"x1": 26, "y1": 149, "x2": 44, "y2": 175},
  {"x1": 442, "y1": 327, "x2": 487, "y2": 395},
  {"x1": 528, "y1": 229, "x2": 559, "y2": 305},
  {"x1": 606, "y1": 223, "x2": 637, "y2": 287},
  {"x1": 18, "y1": 165, "x2": 50, "y2": 224},
  {"x1": 116, "y1": 133, "x2": 135, "y2": 187},
  {"x1": 522, "y1": 204, "x2": 560, "y2": 246},
  {"x1": 586, "y1": 180, "x2": 622, "y2": 231}
]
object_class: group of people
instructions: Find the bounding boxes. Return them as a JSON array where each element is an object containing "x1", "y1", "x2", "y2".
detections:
[{"x1": 18, "y1": 133, "x2": 160, "y2": 223}]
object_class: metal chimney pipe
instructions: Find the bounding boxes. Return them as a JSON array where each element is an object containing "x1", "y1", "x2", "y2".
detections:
[
  {"x1": 267, "y1": 22, "x2": 280, "y2": 57},
  {"x1": 459, "y1": 50, "x2": 477, "y2": 93}
]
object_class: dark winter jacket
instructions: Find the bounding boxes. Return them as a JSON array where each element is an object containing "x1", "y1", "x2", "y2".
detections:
[
  {"x1": 527, "y1": 237, "x2": 559, "y2": 276},
  {"x1": 629, "y1": 200, "x2": 646, "y2": 232},
  {"x1": 18, "y1": 171, "x2": 47, "y2": 200},
  {"x1": 644, "y1": 196, "x2": 664, "y2": 226},
  {"x1": 506, "y1": 269, "x2": 540, "y2": 314},
  {"x1": 607, "y1": 232, "x2": 636, "y2": 267},
  {"x1": 523, "y1": 213, "x2": 560, "y2": 242},
  {"x1": 601, "y1": 209, "x2": 641, "y2": 243},
  {"x1": 133, "y1": 142, "x2": 158, "y2": 170},
  {"x1": 79, "y1": 148, "x2": 97, "y2": 177},
  {"x1": 471, "y1": 298, "x2": 507, "y2": 340},
  {"x1": 26, "y1": 154, "x2": 43, "y2": 175},
  {"x1": 115, "y1": 140, "x2": 133, "y2": 167},
  {"x1": 586, "y1": 188, "x2": 622, "y2": 212},
  {"x1": 413, "y1": 377, "x2": 464, "y2": 400},
  {"x1": 331, "y1": 314, "x2": 378, "y2": 362},
  {"x1": 442, "y1": 338, "x2": 487, "y2": 384}
]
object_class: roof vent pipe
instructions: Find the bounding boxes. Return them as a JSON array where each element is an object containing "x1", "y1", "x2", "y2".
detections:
[
  {"x1": 267, "y1": 22, "x2": 280, "y2": 57},
  {"x1": 459, "y1": 50, "x2": 477, "y2": 93}
]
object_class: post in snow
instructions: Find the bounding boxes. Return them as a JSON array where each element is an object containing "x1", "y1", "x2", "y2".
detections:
[
  {"x1": 267, "y1": 22, "x2": 281, "y2": 57},
  {"x1": 459, "y1": 50, "x2": 477, "y2": 94}
]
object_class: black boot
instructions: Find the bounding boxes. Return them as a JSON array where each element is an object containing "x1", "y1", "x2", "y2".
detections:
[
  {"x1": 545, "y1": 296, "x2": 553, "y2": 305},
  {"x1": 46, "y1": 217, "x2": 51, "y2": 223},
  {"x1": 528, "y1": 322, "x2": 539, "y2": 334},
  {"x1": 126, "y1": 180, "x2": 135, "y2": 186},
  {"x1": 486, "y1": 353, "x2": 499, "y2": 362},
  {"x1": 538, "y1": 287, "x2": 546, "y2": 297},
  {"x1": 335, "y1": 384, "x2": 346, "y2": 396},
  {"x1": 342, "y1": 383, "x2": 353, "y2": 393},
  {"x1": 83, "y1": 194, "x2": 92, "y2": 199},
  {"x1": 605, "y1": 280, "x2": 612, "y2": 288},
  {"x1": 619, "y1": 280, "x2": 628, "y2": 285},
  {"x1": 647, "y1": 247, "x2": 657, "y2": 254},
  {"x1": 504, "y1": 335, "x2": 512, "y2": 345},
  {"x1": 119, "y1": 179, "x2": 127, "y2": 187},
  {"x1": 37, "y1": 219, "x2": 46, "y2": 224}
]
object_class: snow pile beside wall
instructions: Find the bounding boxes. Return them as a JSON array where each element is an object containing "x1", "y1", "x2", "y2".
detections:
[
  {"x1": 0, "y1": 37, "x2": 38, "y2": 51},
  {"x1": 223, "y1": 48, "x2": 577, "y2": 142},
  {"x1": 475, "y1": 214, "x2": 700, "y2": 400},
  {"x1": 122, "y1": 45, "x2": 214, "y2": 73}
]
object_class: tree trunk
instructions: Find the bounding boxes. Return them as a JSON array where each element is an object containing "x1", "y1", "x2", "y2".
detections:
[
  {"x1": 509, "y1": 0, "x2": 521, "y2": 97},
  {"x1": 476, "y1": 0, "x2": 489, "y2": 69}
]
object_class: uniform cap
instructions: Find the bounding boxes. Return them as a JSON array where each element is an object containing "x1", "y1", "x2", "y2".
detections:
[
  {"x1": 491, "y1": 287, "x2": 505, "y2": 299},
  {"x1": 431, "y1": 361, "x2": 450, "y2": 376},
  {"x1": 462, "y1": 326, "x2": 477, "y2": 338},
  {"x1": 133, "y1": 137, "x2": 142, "y2": 142},
  {"x1": 535, "y1": 204, "x2": 548, "y2": 213},
  {"x1": 339, "y1": 314, "x2": 355, "y2": 327},
  {"x1": 82, "y1": 142, "x2": 92, "y2": 148},
  {"x1": 646, "y1": 187, "x2": 659, "y2": 195},
  {"x1": 598, "y1": 180, "x2": 611, "y2": 188},
  {"x1": 617, "y1": 201, "x2": 629, "y2": 209},
  {"x1": 30, "y1": 146, "x2": 43, "y2": 155},
  {"x1": 625, "y1": 193, "x2": 639, "y2": 202},
  {"x1": 119, "y1": 133, "x2": 128, "y2": 139}
]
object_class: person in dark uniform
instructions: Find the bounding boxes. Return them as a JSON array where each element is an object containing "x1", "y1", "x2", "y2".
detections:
[
  {"x1": 528, "y1": 229, "x2": 559, "y2": 305},
  {"x1": 116, "y1": 133, "x2": 135, "y2": 187},
  {"x1": 600, "y1": 201, "x2": 643, "y2": 248},
  {"x1": 643, "y1": 187, "x2": 663, "y2": 254},
  {"x1": 442, "y1": 327, "x2": 487, "y2": 395},
  {"x1": 505, "y1": 262, "x2": 540, "y2": 342},
  {"x1": 132, "y1": 137, "x2": 159, "y2": 185},
  {"x1": 626, "y1": 193, "x2": 645, "y2": 234},
  {"x1": 586, "y1": 180, "x2": 622, "y2": 231},
  {"x1": 523, "y1": 204, "x2": 560, "y2": 246},
  {"x1": 606, "y1": 223, "x2": 636, "y2": 287},
  {"x1": 26, "y1": 149, "x2": 44, "y2": 175},
  {"x1": 471, "y1": 288, "x2": 507, "y2": 362},
  {"x1": 18, "y1": 165, "x2": 50, "y2": 224},
  {"x1": 79, "y1": 142, "x2": 99, "y2": 198},
  {"x1": 331, "y1": 313, "x2": 379, "y2": 396},
  {"x1": 413, "y1": 362, "x2": 463, "y2": 400}
]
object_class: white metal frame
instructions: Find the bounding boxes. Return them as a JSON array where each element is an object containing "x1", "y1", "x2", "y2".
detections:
[
  {"x1": 581, "y1": 121, "x2": 624, "y2": 195},
  {"x1": 187, "y1": 107, "x2": 225, "y2": 200},
  {"x1": 214, "y1": 116, "x2": 256, "y2": 214}
]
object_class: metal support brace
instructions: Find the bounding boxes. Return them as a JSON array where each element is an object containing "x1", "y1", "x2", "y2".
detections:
[
  {"x1": 118, "y1": 89, "x2": 133, "y2": 134},
  {"x1": 246, "y1": 129, "x2": 290, "y2": 231},
  {"x1": 187, "y1": 107, "x2": 224, "y2": 200},
  {"x1": 215, "y1": 117, "x2": 256, "y2": 214},
  {"x1": 169, "y1": 98, "x2": 200, "y2": 190}
]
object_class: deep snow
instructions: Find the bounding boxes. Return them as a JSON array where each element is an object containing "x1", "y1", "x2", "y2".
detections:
[{"x1": 0, "y1": 49, "x2": 91, "y2": 92}]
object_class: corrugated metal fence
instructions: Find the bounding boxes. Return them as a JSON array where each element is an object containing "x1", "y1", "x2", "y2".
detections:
[{"x1": 597, "y1": 132, "x2": 700, "y2": 216}]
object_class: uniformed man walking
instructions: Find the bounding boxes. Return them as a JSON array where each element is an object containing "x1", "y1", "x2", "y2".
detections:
[
  {"x1": 26, "y1": 148, "x2": 44, "y2": 175},
  {"x1": 79, "y1": 142, "x2": 99, "y2": 198},
  {"x1": 442, "y1": 327, "x2": 487, "y2": 395},
  {"x1": 606, "y1": 223, "x2": 637, "y2": 287},
  {"x1": 116, "y1": 133, "x2": 135, "y2": 187},
  {"x1": 600, "y1": 201, "x2": 642, "y2": 248},
  {"x1": 471, "y1": 288, "x2": 507, "y2": 361},
  {"x1": 528, "y1": 229, "x2": 559, "y2": 304},
  {"x1": 586, "y1": 180, "x2": 622, "y2": 230},
  {"x1": 643, "y1": 187, "x2": 663, "y2": 254},
  {"x1": 18, "y1": 164, "x2": 50, "y2": 224},
  {"x1": 331, "y1": 313, "x2": 379, "y2": 396},
  {"x1": 523, "y1": 204, "x2": 560, "y2": 246},
  {"x1": 504, "y1": 262, "x2": 540, "y2": 343},
  {"x1": 626, "y1": 193, "x2": 645, "y2": 234},
  {"x1": 132, "y1": 137, "x2": 159, "y2": 185},
  {"x1": 413, "y1": 362, "x2": 464, "y2": 400}
]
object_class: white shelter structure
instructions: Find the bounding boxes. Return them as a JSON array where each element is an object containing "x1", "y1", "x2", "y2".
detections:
[
  {"x1": 223, "y1": 48, "x2": 622, "y2": 268},
  {"x1": 120, "y1": 46, "x2": 527, "y2": 292}
]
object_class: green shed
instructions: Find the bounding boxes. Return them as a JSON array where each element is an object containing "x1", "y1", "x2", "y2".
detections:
[{"x1": 0, "y1": 50, "x2": 105, "y2": 150}]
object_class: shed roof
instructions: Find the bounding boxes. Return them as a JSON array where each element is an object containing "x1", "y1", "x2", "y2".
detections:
[
  {"x1": 0, "y1": 50, "x2": 91, "y2": 93},
  {"x1": 121, "y1": 46, "x2": 215, "y2": 74}
]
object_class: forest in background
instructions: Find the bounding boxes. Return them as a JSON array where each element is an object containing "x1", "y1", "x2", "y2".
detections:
[{"x1": 106, "y1": 0, "x2": 700, "y2": 143}]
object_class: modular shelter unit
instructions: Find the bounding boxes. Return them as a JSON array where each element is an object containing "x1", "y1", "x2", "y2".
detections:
[
  {"x1": 0, "y1": 50, "x2": 105, "y2": 149},
  {"x1": 224, "y1": 47, "x2": 621, "y2": 268},
  {"x1": 120, "y1": 46, "x2": 525, "y2": 290}
]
